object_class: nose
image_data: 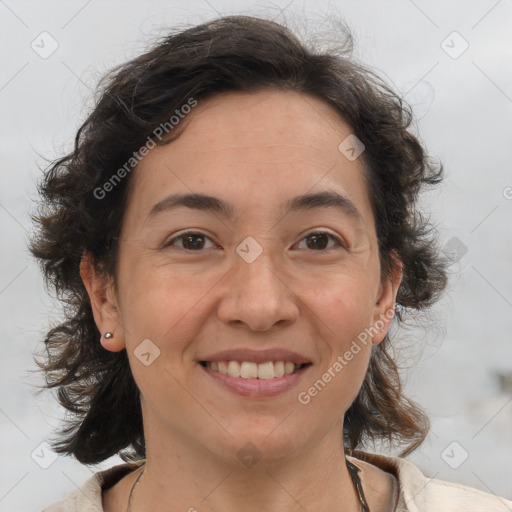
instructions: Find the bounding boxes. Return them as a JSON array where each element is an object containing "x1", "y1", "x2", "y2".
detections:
[{"x1": 217, "y1": 249, "x2": 300, "y2": 332}]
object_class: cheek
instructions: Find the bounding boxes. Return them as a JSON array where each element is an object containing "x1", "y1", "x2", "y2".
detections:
[
  {"x1": 296, "y1": 236, "x2": 380, "y2": 339},
  {"x1": 117, "y1": 263, "x2": 208, "y2": 399},
  {"x1": 115, "y1": 250, "x2": 202, "y2": 343},
  {"x1": 307, "y1": 269, "x2": 377, "y2": 336},
  {"x1": 295, "y1": 307, "x2": 373, "y2": 422},
  {"x1": 122, "y1": 276, "x2": 201, "y2": 342},
  {"x1": 302, "y1": 270, "x2": 376, "y2": 385},
  {"x1": 298, "y1": 282, "x2": 374, "y2": 411}
]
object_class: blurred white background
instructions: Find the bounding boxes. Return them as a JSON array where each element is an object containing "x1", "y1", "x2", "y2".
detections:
[{"x1": 0, "y1": 0, "x2": 511, "y2": 510}]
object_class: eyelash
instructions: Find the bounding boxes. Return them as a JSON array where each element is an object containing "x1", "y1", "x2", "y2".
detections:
[{"x1": 162, "y1": 231, "x2": 347, "y2": 252}]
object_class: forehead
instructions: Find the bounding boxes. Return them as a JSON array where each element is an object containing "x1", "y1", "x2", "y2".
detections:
[{"x1": 124, "y1": 89, "x2": 374, "y2": 230}]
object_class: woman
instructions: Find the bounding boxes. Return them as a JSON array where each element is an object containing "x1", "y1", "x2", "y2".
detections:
[{"x1": 31, "y1": 15, "x2": 511, "y2": 512}]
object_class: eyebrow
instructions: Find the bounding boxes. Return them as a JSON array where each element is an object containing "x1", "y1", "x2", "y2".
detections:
[{"x1": 148, "y1": 190, "x2": 364, "y2": 224}]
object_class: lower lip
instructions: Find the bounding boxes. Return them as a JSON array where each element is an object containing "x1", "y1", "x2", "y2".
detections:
[{"x1": 199, "y1": 363, "x2": 311, "y2": 398}]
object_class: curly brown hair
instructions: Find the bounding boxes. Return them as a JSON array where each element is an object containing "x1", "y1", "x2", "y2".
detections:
[{"x1": 30, "y1": 14, "x2": 449, "y2": 465}]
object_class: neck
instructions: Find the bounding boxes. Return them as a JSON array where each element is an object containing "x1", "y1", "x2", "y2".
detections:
[{"x1": 128, "y1": 417, "x2": 365, "y2": 512}]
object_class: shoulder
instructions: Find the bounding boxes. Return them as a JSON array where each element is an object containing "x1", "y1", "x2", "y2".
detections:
[
  {"x1": 42, "y1": 461, "x2": 142, "y2": 512},
  {"x1": 348, "y1": 451, "x2": 512, "y2": 512}
]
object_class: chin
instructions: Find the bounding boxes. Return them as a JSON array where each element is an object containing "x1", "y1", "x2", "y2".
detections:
[{"x1": 207, "y1": 427, "x2": 307, "y2": 468}]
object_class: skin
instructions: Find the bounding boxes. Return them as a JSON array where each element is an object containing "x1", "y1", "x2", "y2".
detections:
[{"x1": 81, "y1": 89, "x2": 402, "y2": 512}]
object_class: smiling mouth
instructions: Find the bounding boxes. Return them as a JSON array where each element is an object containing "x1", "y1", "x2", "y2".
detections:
[{"x1": 199, "y1": 361, "x2": 312, "y2": 379}]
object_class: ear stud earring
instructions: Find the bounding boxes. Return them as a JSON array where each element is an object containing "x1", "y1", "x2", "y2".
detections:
[{"x1": 103, "y1": 332, "x2": 114, "y2": 339}]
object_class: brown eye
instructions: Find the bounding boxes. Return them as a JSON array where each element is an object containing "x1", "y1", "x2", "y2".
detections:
[
  {"x1": 163, "y1": 232, "x2": 215, "y2": 251},
  {"x1": 296, "y1": 232, "x2": 345, "y2": 251}
]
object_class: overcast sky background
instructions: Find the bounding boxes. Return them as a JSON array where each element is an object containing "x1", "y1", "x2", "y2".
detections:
[{"x1": 1, "y1": 0, "x2": 511, "y2": 510}]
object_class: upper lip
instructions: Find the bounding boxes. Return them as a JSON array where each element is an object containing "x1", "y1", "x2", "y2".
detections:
[{"x1": 199, "y1": 348, "x2": 311, "y2": 365}]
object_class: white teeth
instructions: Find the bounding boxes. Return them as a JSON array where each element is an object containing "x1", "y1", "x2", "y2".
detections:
[
  {"x1": 205, "y1": 360, "x2": 305, "y2": 379},
  {"x1": 227, "y1": 361, "x2": 240, "y2": 377},
  {"x1": 257, "y1": 361, "x2": 274, "y2": 380},
  {"x1": 273, "y1": 361, "x2": 285, "y2": 377},
  {"x1": 240, "y1": 362, "x2": 258, "y2": 378},
  {"x1": 284, "y1": 362, "x2": 295, "y2": 375}
]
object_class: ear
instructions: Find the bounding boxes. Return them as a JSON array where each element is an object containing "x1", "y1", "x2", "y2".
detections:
[
  {"x1": 80, "y1": 252, "x2": 126, "y2": 352},
  {"x1": 370, "y1": 251, "x2": 403, "y2": 345}
]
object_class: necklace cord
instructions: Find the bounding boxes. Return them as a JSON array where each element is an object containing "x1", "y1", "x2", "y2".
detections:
[
  {"x1": 126, "y1": 465, "x2": 145, "y2": 512},
  {"x1": 346, "y1": 459, "x2": 371, "y2": 512}
]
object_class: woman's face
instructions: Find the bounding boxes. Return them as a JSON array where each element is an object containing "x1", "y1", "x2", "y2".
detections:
[{"x1": 89, "y1": 89, "x2": 401, "y2": 464}]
